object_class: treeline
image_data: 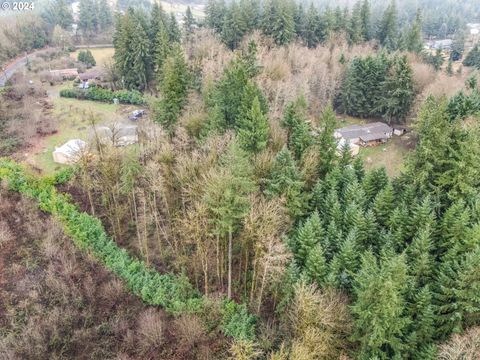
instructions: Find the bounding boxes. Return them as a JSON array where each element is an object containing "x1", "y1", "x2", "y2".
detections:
[
  {"x1": 340, "y1": 53, "x2": 415, "y2": 123},
  {"x1": 206, "y1": 0, "x2": 424, "y2": 51},
  {"x1": 60, "y1": 86, "x2": 145, "y2": 105}
]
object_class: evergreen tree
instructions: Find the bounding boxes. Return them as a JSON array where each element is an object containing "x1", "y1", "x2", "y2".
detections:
[
  {"x1": 294, "y1": 211, "x2": 323, "y2": 265},
  {"x1": 352, "y1": 252, "x2": 410, "y2": 359},
  {"x1": 183, "y1": 6, "x2": 195, "y2": 36},
  {"x1": 304, "y1": 243, "x2": 327, "y2": 286},
  {"x1": 154, "y1": 22, "x2": 170, "y2": 78},
  {"x1": 237, "y1": 96, "x2": 270, "y2": 154},
  {"x1": 130, "y1": 23, "x2": 152, "y2": 90},
  {"x1": 372, "y1": 183, "x2": 395, "y2": 228},
  {"x1": 203, "y1": 142, "x2": 256, "y2": 299},
  {"x1": 206, "y1": 0, "x2": 226, "y2": 33},
  {"x1": 289, "y1": 116, "x2": 313, "y2": 159},
  {"x1": 150, "y1": 2, "x2": 167, "y2": 42},
  {"x1": 407, "y1": 225, "x2": 434, "y2": 287},
  {"x1": 363, "y1": 167, "x2": 389, "y2": 204},
  {"x1": 42, "y1": 0, "x2": 73, "y2": 29},
  {"x1": 303, "y1": 3, "x2": 321, "y2": 48},
  {"x1": 406, "y1": 285, "x2": 436, "y2": 357},
  {"x1": 239, "y1": 0, "x2": 260, "y2": 32},
  {"x1": 221, "y1": 2, "x2": 247, "y2": 50},
  {"x1": 213, "y1": 55, "x2": 266, "y2": 129},
  {"x1": 347, "y1": 2, "x2": 363, "y2": 45},
  {"x1": 463, "y1": 45, "x2": 480, "y2": 69},
  {"x1": 317, "y1": 106, "x2": 338, "y2": 177},
  {"x1": 154, "y1": 45, "x2": 189, "y2": 132},
  {"x1": 167, "y1": 13, "x2": 181, "y2": 43},
  {"x1": 327, "y1": 229, "x2": 360, "y2": 290},
  {"x1": 97, "y1": 0, "x2": 113, "y2": 30},
  {"x1": 377, "y1": 0, "x2": 398, "y2": 51},
  {"x1": 266, "y1": 146, "x2": 307, "y2": 218},
  {"x1": 79, "y1": 0, "x2": 98, "y2": 34},
  {"x1": 401, "y1": 9, "x2": 423, "y2": 53},
  {"x1": 380, "y1": 55, "x2": 415, "y2": 124},
  {"x1": 360, "y1": 0, "x2": 371, "y2": 41},
  {"x1": 270, "y1": 0, "x2": 295, "y2": 45}
]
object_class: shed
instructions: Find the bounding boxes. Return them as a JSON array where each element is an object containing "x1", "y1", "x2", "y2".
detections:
[{"x1": 52, "y1": 139, "x2": 87, "y2": 164}]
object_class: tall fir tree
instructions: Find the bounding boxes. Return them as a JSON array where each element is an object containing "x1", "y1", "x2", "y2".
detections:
[
  {"x1": 317, "y1": 106, "x2": 338, "y2": 177},
  {"x1": 154, "y1": 45, "x2": 189, "y2": 132},
  {"x1": 377, "y1": 0, "x2": 398, "y2": 51},
  {"x1": 237, "y1": 95, "x2": 270, "y2": 154},
  {"x1": 352, "y1": 252, "x2": 410, "y2": 359},
  {"x1": 266, "y1": 146, "x2": 307, "y2": 218}
]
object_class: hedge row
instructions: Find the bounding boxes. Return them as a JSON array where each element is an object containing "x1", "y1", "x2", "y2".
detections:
[
  {"x1": 59, "y1": 86, "x2": 145, "y2": 105},
  {"x1": 0, "y1": 159, "x2": 256, "y2": 340}
]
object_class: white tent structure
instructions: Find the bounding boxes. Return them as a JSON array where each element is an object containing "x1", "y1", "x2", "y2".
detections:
[{"x1": 52, "y1": 139, "x2": 87, "y2": 164}]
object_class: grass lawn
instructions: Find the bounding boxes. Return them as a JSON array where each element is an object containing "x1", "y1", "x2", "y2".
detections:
[
  {"x1": 31, "y1": 96, "x2": 138, "y2": 174},
  {"x1": 358, "y1": 135, "x2": 413, "y2": 177},
  {"x1": 70, "y1": 47, "x2": 115, "y2": 66}
]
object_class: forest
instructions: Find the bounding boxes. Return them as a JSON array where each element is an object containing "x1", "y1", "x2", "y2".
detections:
[{"x1": 1, "y1": 0, "x2": 480, "y2": 359}]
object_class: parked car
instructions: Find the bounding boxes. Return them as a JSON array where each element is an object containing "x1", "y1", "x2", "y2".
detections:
[{"x1": 128, "y1": 109, "x2": 146, "y2": 121}]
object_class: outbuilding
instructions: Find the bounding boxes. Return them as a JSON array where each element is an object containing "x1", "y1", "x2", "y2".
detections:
[{"x1": 52, "y1": 139, "x2": 87, "y2": 164}]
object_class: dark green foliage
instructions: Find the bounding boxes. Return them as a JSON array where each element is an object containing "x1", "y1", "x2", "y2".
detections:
[
  {"x1": 59, "y1": 86, "x2": 145, "y2": 105},
  {"x1": 341, "y1": 53, "x2": 415, "y2": 123},
  {"x1": 237, "y1": 96, "x2": 270, "y2": 154},
  {"x1": 317, "y1": 106, "x2": 338, "y2": 177},
  {"x1": 42, "y1": 0, "x2": 73, "y2": 29},
  {"x1": 352, "y1": 252, "x2": 410, "y2": 359},
  {"x1": 154, "y1": 46, "x2": 190, "y2": 132},
  {"x1": 304, "y1": 244, "x2": 327, "y2": 286},
  {"x1": 377, "y1": 0, "x2": 398, "y2": 51},
  {"x1": 401, "y1": 9, "x2": 423, "y2": 53},
  {"x1": 266, "y1": 146, "x2": 307, "y2": 218},
  {"x1": 423, "y1": 48, "x2": 444, "y2": 71},
  {"x1": 77, "y1": 50, "x2": 96, "y2": 67},
  {"x1": 209, "y1": 54, "x2": 266, "y2": 131},
  {"x1": 221, "y1": 300, "x2": 257, "y2": 340},
  {"x1": 463, "y1": 45, "x2": 480, "y2": 69},
  {"x1": 113, "y1": 9, "x2": 153, "y2": 90},
  {"x1": 183, "y1": 6, "x2": 195, "y2": 36}
]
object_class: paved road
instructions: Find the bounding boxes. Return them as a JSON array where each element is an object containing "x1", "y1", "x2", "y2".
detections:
[{"x1": 0, "y1": 56, "x2": 28, "y2": 87}]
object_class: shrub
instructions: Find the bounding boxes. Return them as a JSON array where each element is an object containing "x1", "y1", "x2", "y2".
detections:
[{"x1": 59, "y1": 86, "x2": 145, "y2": 105}]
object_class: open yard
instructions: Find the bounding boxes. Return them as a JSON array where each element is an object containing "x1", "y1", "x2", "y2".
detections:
[
  {"x1": 70, "y1": 47, "x2": 115, "y2": 66},
  {"x1": 28, "y1": 95, "x2": 141, "y2": 174},
  {"x1": 335, "y1": 114, "x2": 414, "y2": 177}
]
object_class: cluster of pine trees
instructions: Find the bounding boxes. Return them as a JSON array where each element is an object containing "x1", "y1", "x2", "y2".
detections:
[
  {"x1": 279, "y1": 94, "x2": 480, "y2": 358},
  {"x1": 463, "y1": 45, "x2": 480, "y2": 70},
  {"x1": 341, "y1": 53, "x2": 415, "y2": 123},
  {"x1": 206, "y1": 0, "x2": 424, "y2": 51},
  {"x1": 113, "y1": 5, "x2": 181, "y2": 91}
]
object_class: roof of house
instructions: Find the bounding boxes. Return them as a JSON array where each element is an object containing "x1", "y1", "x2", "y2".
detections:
[
  {"x1": 50, "y1": 68, "x2": 79, "y2": 77},
  {"x1": 335, "y1": 122, "x2": 393, "y2": 141},
  {"x1": 79, "y1": 69, "x2": 103, "y2": 81},
  {"x1": 360, "y1": 133, "x2": 389, "y2": 142}
]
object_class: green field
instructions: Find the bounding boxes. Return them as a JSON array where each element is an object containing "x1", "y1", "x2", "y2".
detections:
[{"x1": 70, "y1": 47, "x2": 115, "y2": 66}]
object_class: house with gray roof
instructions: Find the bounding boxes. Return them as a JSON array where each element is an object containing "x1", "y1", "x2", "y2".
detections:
[{"x1": 334, "y1": 122, "x2": 393, "y2": 147}]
